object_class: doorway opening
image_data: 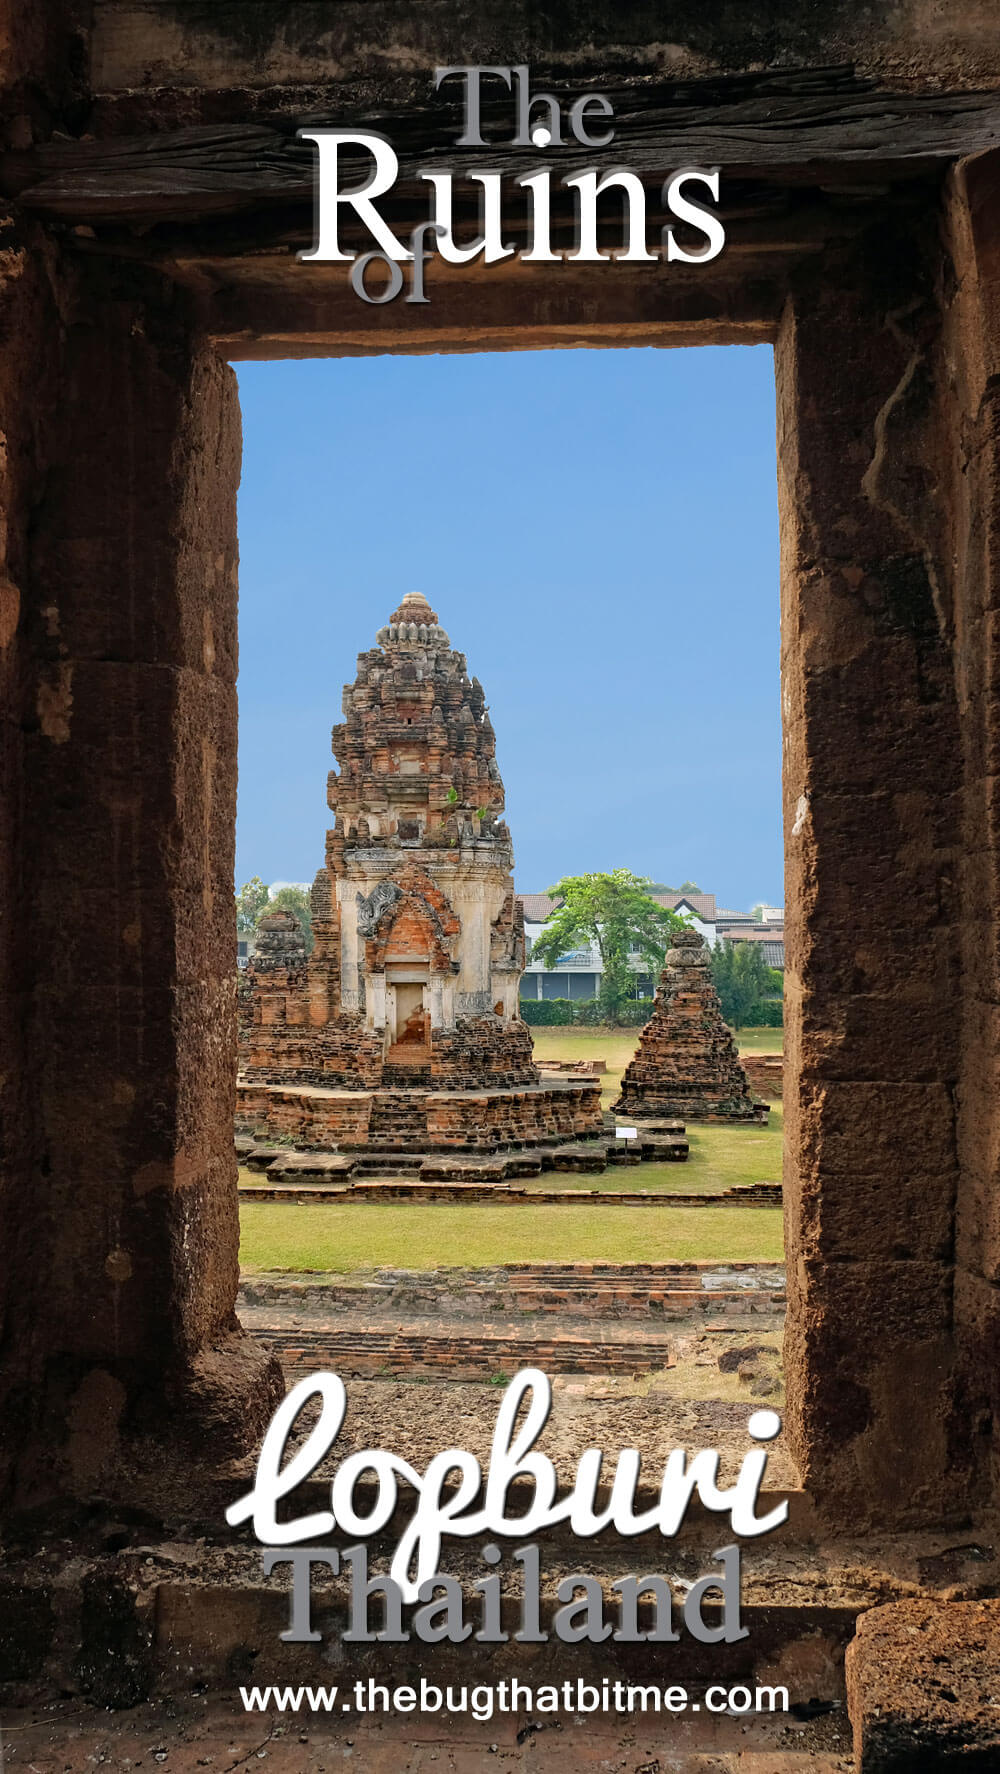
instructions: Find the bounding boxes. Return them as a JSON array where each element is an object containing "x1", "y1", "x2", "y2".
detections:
[{"x1": 234, "y1": 342, "x2": 785, "y2": 1438}]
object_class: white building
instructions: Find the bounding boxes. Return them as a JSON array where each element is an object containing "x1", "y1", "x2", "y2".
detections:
[{"x1": 518, "y1": 891, "x2": 717, "y2": 1002}]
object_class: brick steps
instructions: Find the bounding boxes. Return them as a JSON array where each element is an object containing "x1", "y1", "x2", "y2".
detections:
[
  {"x1": 252, "y1": 1322, "x2": 675, "y2": 1378},
  {"x1": 241, "y1": 1263, "x2": 786, "y2": 1324},
  {"x1": 350, "y1": 1154, "x2": 426, "y2": 1175}
]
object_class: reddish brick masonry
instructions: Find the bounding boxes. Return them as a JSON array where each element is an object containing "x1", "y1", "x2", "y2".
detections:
[
  {"x1": 237, "y1": 595, "x2": 602, "y2": 1156},
  {"x1": 616, "y1": 931, "x2": 768, "y2": 1124}
]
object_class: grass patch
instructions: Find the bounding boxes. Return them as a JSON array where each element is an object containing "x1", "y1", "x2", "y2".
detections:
[
  {"x1": 528, "y1": 1026, "x2": 784, "y2": 1194},
  {"x1": 239, "y1": 1201, "x2": 784, "y2": 1272},
  {"x1": 541, "y1": 1105, "x2": 783, "y2": 1195},
  {"x1": 732, "y1": 1027, "x2": 784, "y2": 1054}
]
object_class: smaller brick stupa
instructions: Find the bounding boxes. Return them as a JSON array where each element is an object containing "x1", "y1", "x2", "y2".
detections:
[{"x1": 614, "y1": 929, "x2": 768, "y2": 1124}]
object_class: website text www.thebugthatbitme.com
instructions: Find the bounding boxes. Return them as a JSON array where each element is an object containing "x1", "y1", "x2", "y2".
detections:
[{"x1": 240, "y1": 1678, "x2": 789, "y2": 1722}]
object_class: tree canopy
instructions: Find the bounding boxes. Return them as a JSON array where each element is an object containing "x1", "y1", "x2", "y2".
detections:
[
  {"x1": 236, "y1": 875, "x2": 270, "y2": 934},
  {"x1": 264, "y1": 884, "x2": 314, "y2": 953},
  {"x1": 647, "y1": 878, "x2": 702, "y2": 896},
  {"x1": 235, "y1": 877, "x2": 314, "y2": 953},
  {"x1": 529, "y1": 869, "x2": 688, "y2": 1024},
  {"x1": 709, "y1": 938, "x2": 776, "y2": 1028}
]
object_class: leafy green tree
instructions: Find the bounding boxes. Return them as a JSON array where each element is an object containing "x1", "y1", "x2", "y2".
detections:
[
  {"x1": 263, "y1": 884, "x2": 314, "y2": 954},
  {"x1": 646, "y1": 878, "x2": 701, "y2": 896},
  {"x1": 530, "y1": 869, "x2": 688, "y2": 1025},
  {"x1": 236, "y1": 875, "x2": 270, "y2": 934},
  {"x1": 710, "y1": 939, "x2": 772, "y2": 1028}
]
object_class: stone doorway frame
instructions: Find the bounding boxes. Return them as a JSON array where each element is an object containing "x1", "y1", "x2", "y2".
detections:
[{"x1": 3, "y1": 23, "x2": 1000, "y2": 1533}]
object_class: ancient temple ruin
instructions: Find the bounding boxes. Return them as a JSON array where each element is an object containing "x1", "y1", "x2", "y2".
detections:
[
  {"x1": 615, "y1": 929, "x2": 768, "y2": 1123},
  {"x1": 237, "y1": 592, "x2": 604, "y2": 1164},
  {"x1": 12, "y1": 4, "x2": 1000, "y2": 1758}
]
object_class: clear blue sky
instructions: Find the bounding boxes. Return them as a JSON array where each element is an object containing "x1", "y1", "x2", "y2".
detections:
[{"x1": 234, "y1": 345, "x2": 780, "y2": 910}]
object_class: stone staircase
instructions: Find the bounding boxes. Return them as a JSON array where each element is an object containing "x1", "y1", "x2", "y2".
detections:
[
  {"x1": 366, "y1": 1089, "x2": 429, "y2": 1145},
  {"x1": 351, "y1": 1152, "x2": 425, "y2": 1176}
]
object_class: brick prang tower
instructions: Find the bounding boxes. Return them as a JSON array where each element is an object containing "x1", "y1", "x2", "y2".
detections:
[{"x1": 237, "y1": 593, "x2": 604, "y2": 1160}]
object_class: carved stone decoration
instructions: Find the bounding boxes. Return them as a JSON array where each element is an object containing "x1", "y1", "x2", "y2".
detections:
[{"x1": 356, "y1": 879, "x2": 402, "y2": 938}]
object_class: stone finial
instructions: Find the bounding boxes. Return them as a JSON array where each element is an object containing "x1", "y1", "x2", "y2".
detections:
[
  {"x1": 673, "y1": 927, "x2": 705, "y2": 948},
  {"x1": 377, "y1": 590, "x2": 450, "y2": 649},
  {"x1": 667, "y1": 927, "x2": 708, "y2": 965},
  {"x1": 389, "y1": 590, "x2": 438, "y2": 626}
]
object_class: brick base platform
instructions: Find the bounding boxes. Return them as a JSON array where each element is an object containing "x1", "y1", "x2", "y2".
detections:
[
  {"x1": 236, "y1": 1076, "x2": 606, "y2": 1154},
  {"x1": 238, "y1": 1262, "x2": 787, "y2": 1379},
  {"x1": 252, "y1": 1322, "x2": 677, "y2": 1380},
  {"x1": 241, "y1": 1260, "x2": 787, "y2": 1321},
  {"x1": 239, "y1": 1177, "x2": 780, "y2": 1205},
  {"x1": 239, "y1": 1134, "x2": 690, "y2": 1173},
  {"x1": 235, "y1": 1115, "x2": 694, "y2": 1184},
  {"x1": 742, "y1": 1054, "x2": 784, "y2": 1100}
]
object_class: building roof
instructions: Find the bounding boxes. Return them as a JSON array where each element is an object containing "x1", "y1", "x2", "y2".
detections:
[
  {"x1": 519, "y1": 888, "x2": 718, "y2": 925},
  {"x1": 518, "y1": 892, "x2": 560, "y2": 924},
  {"x1": 761, "y1": 940, "x2": 785, "y2": 969},
  {"x1": 650, "y1": 891, "x2": 716, "y2": 922}
]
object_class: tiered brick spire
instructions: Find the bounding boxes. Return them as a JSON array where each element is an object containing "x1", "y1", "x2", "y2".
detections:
[{"x1": 327, "y1": 590, "x2": 507, "y2": 861}]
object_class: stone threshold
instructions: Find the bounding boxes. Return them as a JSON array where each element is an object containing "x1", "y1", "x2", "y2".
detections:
[
  {"x1": 0, "y1": 1692, "x2": 851, "y2": 1769},
  {"x1": 3, "y1": 1518, "x2": 996, "y2": 1717}
]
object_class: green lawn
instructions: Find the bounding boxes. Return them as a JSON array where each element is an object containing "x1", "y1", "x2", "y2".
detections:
[
  {"x1": 238, "y1": 1023, "x2": 786, "y2": 1273},
  {"x1": 528, "y1": 1024, "x2": 783, "y2": 1195},
  {"x1": 732, "y1": 1026, "x2": 784, "y2": 1053},
  {"x1": 541, "y1": 1105, "x2": 783, "y2": 1195},
  {"x1": 239, "y1": 1201, "x2": 784, "y2": 1271}
]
